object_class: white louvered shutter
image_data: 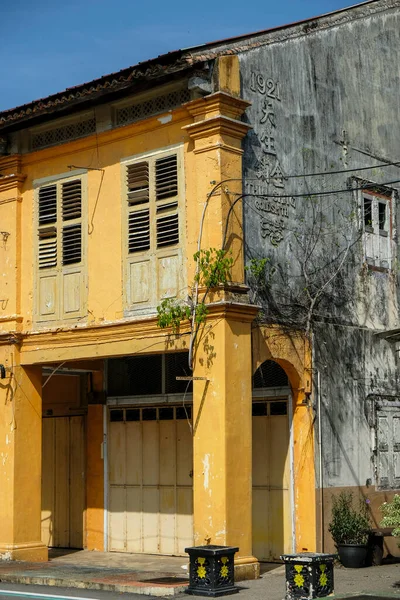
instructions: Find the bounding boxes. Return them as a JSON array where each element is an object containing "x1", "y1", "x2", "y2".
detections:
[
  {"x1": 127, "y1": 161, "x2": 151, "y2": 253},
  {"x1": 62, "y1": 179, "x2": 82, "y2": 265},
  {"x1": 155, "y1": 155, "x2": 179, "y2": 248},
  {"x1": 37, "y1": 177, "x2": 85, "y2": 322},
  {"x1": 125, "y1": 149, "x2": 184, "y2": 314},
  {"x1": 38, "y1": 185, "x2": 58, "y2": 269}
]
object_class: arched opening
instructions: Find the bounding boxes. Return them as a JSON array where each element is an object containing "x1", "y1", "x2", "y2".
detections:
[{"x1": 252, "y1": 359, "x2": 292, "y2": 562}]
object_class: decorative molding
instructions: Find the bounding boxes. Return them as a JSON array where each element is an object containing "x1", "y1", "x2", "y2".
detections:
[
  {"x1": 0, "y1": 315, "x2": 23, "y2": 323},
  {"x1": 185, "y1": 91, "x2": 251, "y2": 121},
  {"x1": 183, "y1": 115, "x2": 251, "y2": 142},
  {"x1": 0, "y1": 155, "x2": 25, "y2": 194},
  {"x1": 0, "y1": 173, "x2": 26, "y2": 193},
  {"x1": 192, "y1": 142, "x2": 244, "y2": 156},
  {"x1": 0, "y1": 196, "x2": 22, "y2": 205}
]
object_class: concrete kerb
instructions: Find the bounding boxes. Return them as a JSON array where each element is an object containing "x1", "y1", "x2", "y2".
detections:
[{"x1": 0, "y1": 573, "x2": 188, "y2": 597}]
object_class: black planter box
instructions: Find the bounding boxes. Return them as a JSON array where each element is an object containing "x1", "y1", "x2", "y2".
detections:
[
  {"x1": 185, "y1": 545, "x2": 239, "y2": 597},
  {"x1": 281, "y1": 553, "x2": 336, "y2": 600}
]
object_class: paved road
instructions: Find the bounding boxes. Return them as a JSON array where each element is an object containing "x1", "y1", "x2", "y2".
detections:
[{"x1": 0, "y1": 583, "x2": 158, "y2": 600}]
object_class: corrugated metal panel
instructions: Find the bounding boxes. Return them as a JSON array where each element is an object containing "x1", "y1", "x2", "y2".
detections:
[{"x1": 108, "y1": 406, "x2": 193, "y2": 555}]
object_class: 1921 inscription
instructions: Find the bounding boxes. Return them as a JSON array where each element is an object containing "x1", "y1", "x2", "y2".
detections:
[{"x1": 250, "y1": 72, "x2": 282, "y2": 101}]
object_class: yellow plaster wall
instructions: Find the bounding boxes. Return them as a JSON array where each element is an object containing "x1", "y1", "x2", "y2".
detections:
[
  {"x1": 193, "y1": 307, "x2": 259, "y2": 577},
  {"x1": 7, "y1": 109, "x2": 191, "y2": 330},
  {"x1": 0, "y1": 349, "x2": 47, "y2": 560},
  {"x1": 0, "y1": 158, "x2": 23, "y2": 333},
  {"x1": 86, "y1": 404, "x2": 104, "y2": 550},
  {"x1": 252, "y1": 325, "x2": 316, "y2": 553}
]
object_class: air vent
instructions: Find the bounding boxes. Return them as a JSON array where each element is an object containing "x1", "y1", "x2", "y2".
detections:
[
  {"x1": 127, "y1": 162, "x2": 149, "y2": 205},
  {"x1": 156, "y1": 155, "x2": 178, "y2": 200},
  {"x1": 157, "y1": 214, "x2": 179, "y2": 248},
  {"x1": 128, "y1": 209, "x2": 150, "y2": 253},
  {"x1": 38, "y1": 185, "x2": 57, "y2": 225},
  {"x1": 62, "y1": 180, "x2": 82, "y2": 221},
  {"x1": 116, "y1": 88, "x2": 191, "y2": 127},
  {"x1": 38, "y1": 228, "x2": 57, "y2": 269},
  {"x1": 31, "y1": 118, "x2": 96, "y2": 150},
  {"x1": 62, "y1": 224, "x2": 82, "y2": 265}
]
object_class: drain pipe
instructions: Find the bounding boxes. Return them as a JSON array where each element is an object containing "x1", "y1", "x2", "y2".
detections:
[{"x1": 317, "y1": 369, "x2": 324, "y2": 552}]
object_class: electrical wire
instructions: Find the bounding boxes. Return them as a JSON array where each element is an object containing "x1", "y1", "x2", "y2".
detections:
[{"x1": 241, "y1": 177, "x2": 400, "y2": 200}]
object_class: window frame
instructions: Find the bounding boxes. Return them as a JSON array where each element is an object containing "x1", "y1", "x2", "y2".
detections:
[
  {"x1": 33, "y1": 169, "x2": 88, "y2": 324},
  {"x1": 121, "y1": 144, "x2": 185, "y2": 316},
  {"x1": 376, "y1": 403, "x2": 400, "y2": 490},
  {"x1": 358, "y1": 184, "x2": 395, "y2": 271}
]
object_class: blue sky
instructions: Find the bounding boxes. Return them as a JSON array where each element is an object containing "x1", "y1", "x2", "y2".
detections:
[{"x1": 1, "y1": 0, "x2": 359, "y2": 111}]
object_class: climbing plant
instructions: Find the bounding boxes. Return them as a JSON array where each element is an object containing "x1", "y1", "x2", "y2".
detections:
[{"x1": 156, "y1": 247, "x2": 233, "y2": 335}]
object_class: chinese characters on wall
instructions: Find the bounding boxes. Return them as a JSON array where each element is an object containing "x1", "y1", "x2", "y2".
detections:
[{"x1": 245, "y1": 71, "x2": 296, "y2": 246}]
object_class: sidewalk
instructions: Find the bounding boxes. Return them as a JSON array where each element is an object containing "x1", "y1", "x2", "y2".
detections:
[
  {"x1": 0, "y1": 550, "x2": 400, "y2": 598},
  {"x1": 0, "y1": 550, "x2": 189, "y2": 597}
]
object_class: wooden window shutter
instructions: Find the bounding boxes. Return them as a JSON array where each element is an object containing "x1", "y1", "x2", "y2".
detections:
[
  {"x1": 38, "y1": 184, "x2": 58, "y2": 269},
  {"x1": 61, "y1": 179, "x2": 82, "y2": 265},
  {"x1": 155, "y1": 154, "x2": 179, "y2": 248},
  {"x1": 127, "y1": 161, "x2": 150, "y2": 253}
]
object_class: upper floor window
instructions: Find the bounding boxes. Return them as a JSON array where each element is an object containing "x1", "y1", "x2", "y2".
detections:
[
  {"x1": 122, "y1": 146, "x2": 185, "y2": 315},
  {"x1": 35, "y1": 172, "x2": 87, "y2": 323},
  {"x1": 362, "y1": 189, "x2": 394, "y2": 270},
  {"x1": 376, "y1": 404, "x2": 400, "y2": 490}
]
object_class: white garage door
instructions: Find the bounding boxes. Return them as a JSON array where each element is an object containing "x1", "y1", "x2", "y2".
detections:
[
  {"x1": 108, "y1": 405, "x2": 193, "y2": 555},
  {"x1": 252, "y1": 399, "x2": 292, "y2": 561}
]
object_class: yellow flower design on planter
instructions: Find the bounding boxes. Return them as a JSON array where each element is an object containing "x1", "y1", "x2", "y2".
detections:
[
  {"x1": 293, "y1": 565, "x2": 304, "y2": 588},
  {"x1": 220, "y1": 556, "x2": 229, "y2": 578},
  {"x1": 197, "y1": 557, "x2": 207, "y2": 579},
  {"x1": 319, "y1": 564, "x2": 328, "y2": 587}
]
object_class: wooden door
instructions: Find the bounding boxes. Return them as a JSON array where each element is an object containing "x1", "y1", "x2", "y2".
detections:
[
  {"x1": 252, "y1": 399, "x2": 291, "y2": 561},
  {"x1": 41, "y1": 416, "x2": 85, "y2": 548},
  {"x1": 108, "y1": 406, "x2": 193, "y2": 554}
]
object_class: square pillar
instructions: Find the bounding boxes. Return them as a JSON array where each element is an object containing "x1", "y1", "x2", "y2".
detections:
[
  {"x1": 0, "y1": 361, "x2": 48, "y2": 561},
  {"x1": 193, "y1": 304, "x2": 259, "y2": 580}
]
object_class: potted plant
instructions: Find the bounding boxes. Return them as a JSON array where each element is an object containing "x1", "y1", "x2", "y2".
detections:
[
  {"x1": 380, "y1": 494, "x2": 400, "y2": 538},
  {"x1": 328, "y1": 491, "x2": 371, "y2": 568}
]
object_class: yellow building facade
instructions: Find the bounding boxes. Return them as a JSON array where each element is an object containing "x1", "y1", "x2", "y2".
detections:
[{"x1": 0, "y1": 54, "x2": 315, "y2": 577}]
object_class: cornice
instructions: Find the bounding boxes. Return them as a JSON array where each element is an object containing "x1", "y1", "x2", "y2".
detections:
[
  {"x1": 0, "y1": 154, "x2": 26, "y2": 194},
  {"x1": 21, "y1": 317, "x2": 178, "y2": 350},
  {"x1": 182, "y1": 115, "x2": 251, "y2": 141},
  {"x1": 0, "y1": 173, "x2": 27, "y2": 193},
  {"x1": 206, "y1": 301, "x2": 260, "y2": 323},
  {"x1": 185, "y1": 91, "x2": 251, "y2": 121}
]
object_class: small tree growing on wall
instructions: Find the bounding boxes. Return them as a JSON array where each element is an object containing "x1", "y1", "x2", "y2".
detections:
[
  {"x1": 156, "y1": 247, "x2": 234, "y2": 368},
  {"x1": 245, "y1": 177, "x2": 360, "y2": 336}
]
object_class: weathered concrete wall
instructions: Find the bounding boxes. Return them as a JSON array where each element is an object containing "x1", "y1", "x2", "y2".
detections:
[{"x1": 237, "y1": 0, "x2": 400, "y2": 540}]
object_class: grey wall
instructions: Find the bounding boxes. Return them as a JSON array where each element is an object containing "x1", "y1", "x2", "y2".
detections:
[{"x1": 237, "y1": 2, "x2": 400, "y2": 488}]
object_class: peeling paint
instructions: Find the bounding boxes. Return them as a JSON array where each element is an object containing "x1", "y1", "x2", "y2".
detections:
[
  {"x1": 158, "y1": 114, "x2": 172, "y2": 124},
  {"x1": 0, "y1": 552, "x2": 11, "y2": 561},
  {"x1": 202, "y1": 454, "x2": 210, "y2": 490}
]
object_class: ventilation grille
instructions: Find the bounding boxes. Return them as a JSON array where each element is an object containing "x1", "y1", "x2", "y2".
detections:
[
  {"x1": 31, "y1": 118, "x2": 96, "y2": 150},
  {"x1": 128, "y1": 209, "x2": 150, "y2": 253},
  {"x1": 116, "y1": 89, "x2": 191, "y2": 126},
  {"x1": 253, "y1": 360, "x2": 288, "y2": 388}
]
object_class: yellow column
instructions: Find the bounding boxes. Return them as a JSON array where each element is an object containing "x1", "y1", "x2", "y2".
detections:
[
  {"x1": 183, "y1": 56, "x2": 259, "y2": 579},
  {"x1": 193, "y1": 305, "x2": 259, "y2": 580},
  {"x1": 0, "y1": 347, "x2": 48, "y2": 561}
]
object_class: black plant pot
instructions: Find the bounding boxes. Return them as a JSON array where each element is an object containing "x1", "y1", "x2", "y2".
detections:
[{"x1": 337, "y1": 544, "x2": 368, "y2": 568}]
